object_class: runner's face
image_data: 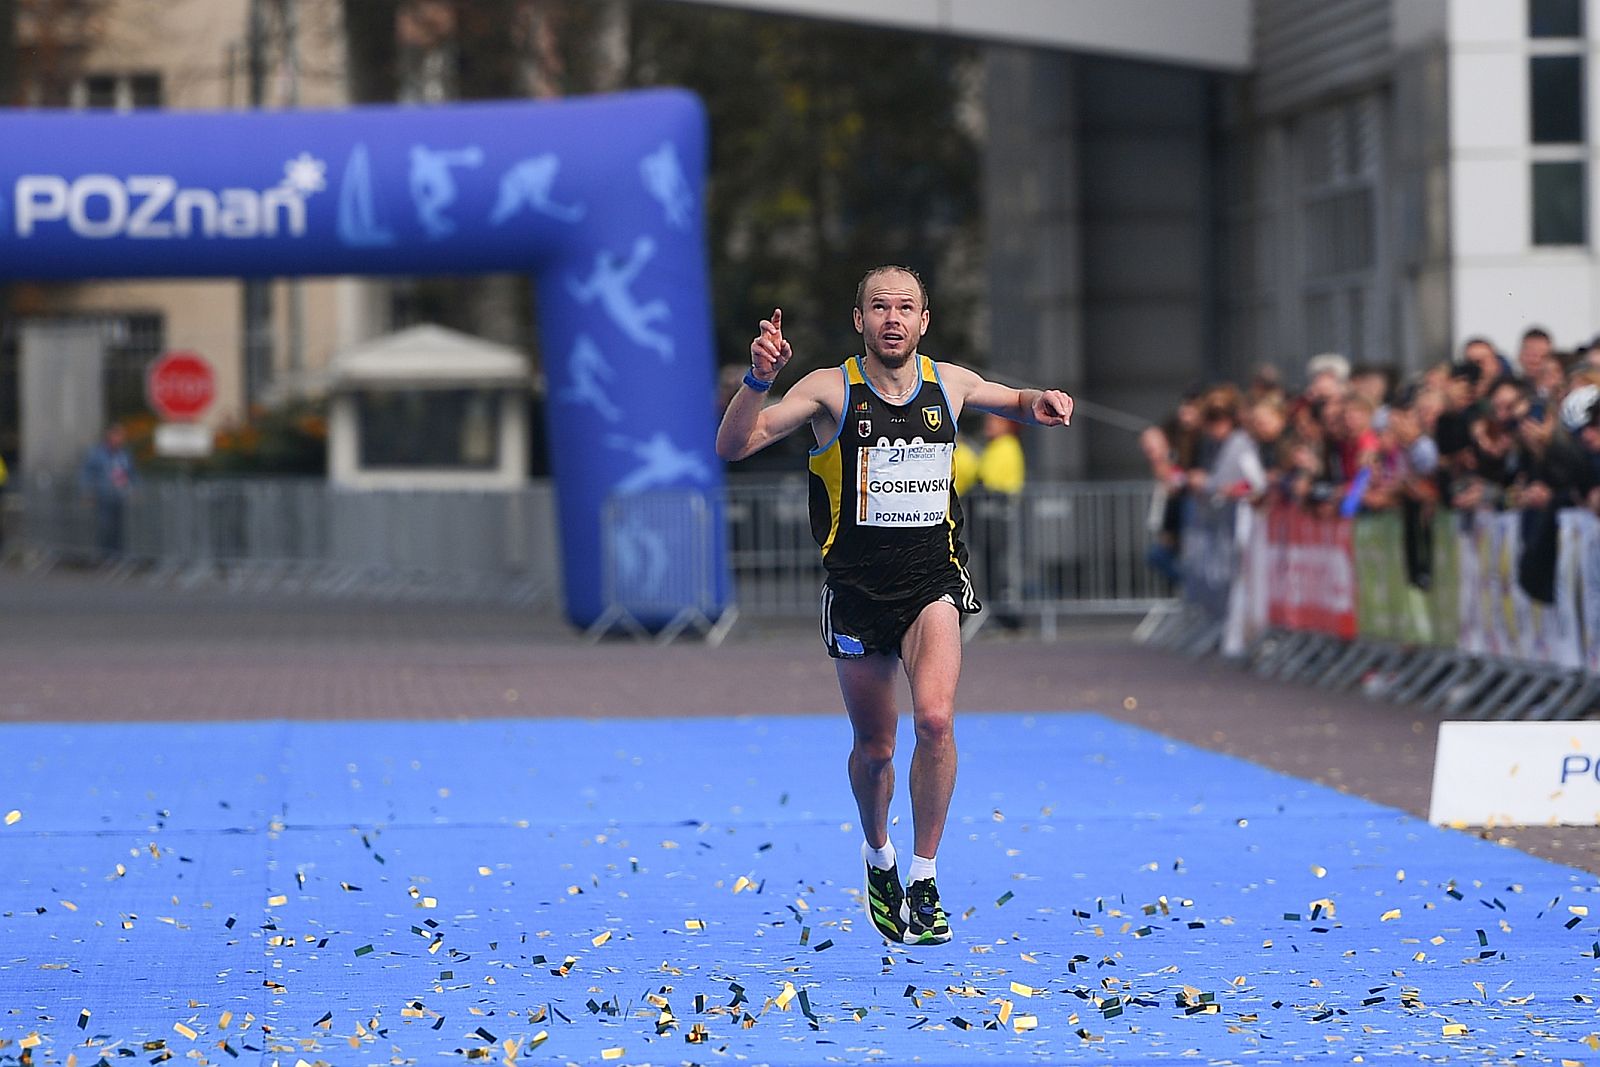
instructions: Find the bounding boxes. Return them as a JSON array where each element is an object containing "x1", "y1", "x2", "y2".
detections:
[{"x1": 854, "y1": 273, "x2": 929, "y2": 369}]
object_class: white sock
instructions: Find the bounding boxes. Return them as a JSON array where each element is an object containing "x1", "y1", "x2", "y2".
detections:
[
  {"x1": 863, "y1": 839, "x2": 897, "y2": 871},
  {"x1": 907, "y1": 854, "x2": 937, "y2": 884}
]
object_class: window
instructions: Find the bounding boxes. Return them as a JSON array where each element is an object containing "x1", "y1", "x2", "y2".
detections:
[
  {"x1": 74, "y1": 71, "x2": 163, "y2": 111},
  {"x1": 1296, "y1": 97, "x2": 1382, "y2": 360},
  {"x1": 1530, "y1": 0, "x2": 1582, "y2": 37},
  {"x1": 1531, "y1": 55, "x2": 1584, "y2": 142},
  {"x1": 1533, "y1": 161, "x2": 1587, "y2": 244},
  {"x1": 357, "y1": 389, "x2": 501, "y2": 469},
  {"x1": 1528, "y1": 5, "x2": 1587, "y2": 245}
]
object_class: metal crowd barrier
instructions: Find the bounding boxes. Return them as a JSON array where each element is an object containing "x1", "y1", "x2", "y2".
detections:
[
  {"x1": 10, "y1": 474, "x2": 562, "y2": 605},
  {"x1": 10, "y1": 474, "x2": 1173, "y2": 628},
  {"x1": 1139, "y1": 497, "x2": 1600, "y2": 721},
  {"x1": 720, "y1": 476, "x2": 1173, "y2": 630},
  {"x1": 586, "y1": 488, "x2": 737, "y2": 645}
]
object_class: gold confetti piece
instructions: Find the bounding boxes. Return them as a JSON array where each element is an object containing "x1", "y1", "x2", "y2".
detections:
[
  {"x1": 998, "y1": 999, "x2": 1014, "y2": 1025},
  {"x1": 592, "y1": 930, "x2": 612, "y2": 947},
  {"x1": 1014, "y1": 1014, "x2": 1038, "y2": 1032},
  {"x1": 1009, "y1": 982, "x2": 1035, "y2": 997},
  {"x1": 114, "y1": 863, "x2": 126, "y2": 878},
  {"x1": 775, "y1": 982, "x2": 797, "y2": 1009},
  {"x1": 732, "y1": 876, "x2": 754, "y2": 894},
  {"x1": 60, "y1": 900, "x2": 77, "y2": 911},
  {"x1": 1585, "y1": 1034, "x2": 1600, "y2": 1051},
  {"x1": 1380, "y1": 909, "x2": 1401, "y2": 922},
  {"x1": 218, "y1": 1010, "x2": 233, "y2": 1029},
  {"x1": 1570, "y1": 905, "x2": 1590, "y2": 916},
  {"x1": 685, "y1": 919, "x2": 704, "y2": 930},
  {"x1": 267, "y1": 895, "x2": 287, "y2": 907},
  {"x1": 1310, "y1": 865, "x2": 1326, "y2": 878},
  {"x1": 1396, "y1": 869, "x2": 1405, "y2": 882},
  {"x1": 1442, "y1": 1023, "x2": 1467, "y2": 1036},
  {"x1": 478, "y1": 866, "x2": 492, "y2": 876},
  {"x1": 527, "y1": 1030, "x2": 549, "y2": 1050},
  {"x1": 1020, "y1": 952, "x2": 1037, "y2": 963},
  {"x1": 421, "y1": 897, "x2": 437, "y2": 908},
  {"x1": 173, "y1": 1022, "x2": 197, "y2": 1040},
  {"x1": 601, "y1": 1048, "x2": 624, "y2": 1060},
  {"x1": 4, "y1": 810, "x2": 20, "y2": 826},
  {"x1": 19, "y1": 1034, "x2": 40, "y2": 1049}
]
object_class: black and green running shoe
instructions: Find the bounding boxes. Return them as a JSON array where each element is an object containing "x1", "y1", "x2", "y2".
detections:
[
  {"x1": 862, "y1": 844, "x2": 907, "y2": 942},
  {"x1": 902, "y1": 877, "x2": 951, "y2": 945}
]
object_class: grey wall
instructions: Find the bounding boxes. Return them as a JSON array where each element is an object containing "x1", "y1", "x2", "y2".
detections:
[
  {"x1": 20, "y1": 321, "x2": 107, "y2": 479},
  {"x1": 983, "y1": 46, "x2": 1087, "y2": 480},
  {"x1": 1076, "y1": 57, "x2": 1218, "y2": 477},
  {"x1": 984, "y1": 47, "x2": 1220, "y2": 480}
]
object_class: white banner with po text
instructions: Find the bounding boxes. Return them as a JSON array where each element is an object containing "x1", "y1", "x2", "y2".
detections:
[{"x1": 1429, "y1": 721, "x2": 1600, "y2": 827}]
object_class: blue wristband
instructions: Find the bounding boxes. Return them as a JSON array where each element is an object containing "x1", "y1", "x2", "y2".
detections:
[{"x1": 743, "y1": 370, "x2": 773, "y2": 393}]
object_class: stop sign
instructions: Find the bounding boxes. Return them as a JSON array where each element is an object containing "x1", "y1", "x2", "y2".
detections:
[{"x1": 146, "y1": 351, "x2": 215, "y2": 421}]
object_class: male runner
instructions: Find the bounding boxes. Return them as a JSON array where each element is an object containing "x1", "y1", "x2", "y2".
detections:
[{"x1": 715, "y1": 266, "x2": 1073, "y2": 944}]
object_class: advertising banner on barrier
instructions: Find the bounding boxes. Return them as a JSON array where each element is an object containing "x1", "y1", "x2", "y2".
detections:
[
  {"x1": 1550, "y1": 511, "x2": 1585, "y2": 670},
  {"x1": 1222, "y1": 504, "x2": 1270, "y2": 657},
  {"x1": 1181, "y1": 497, "x2": 1238, "y2": 623},
  {"x1": 1575, "y1": 511, "x2": 1600, "y2": 673},
  {"x1": 1430, "y1": 721, "x2": 1600, "y2": 826},
  {"x1": 1266, "y1": 506, "x2": 1356, "y2": 640},
  {"x1": 1429, "y1": 512, "x2": 1459, "y2": 649},
  {"x1": 1355, "y1": 513, "x2": 1401, "y2": 643},
  {"x1": 1456, "y1": 517, "x2": 1485, "y2": 656},
  {"x1": 1459, "y1": 510, "x2": 1581, "y2": 668}
]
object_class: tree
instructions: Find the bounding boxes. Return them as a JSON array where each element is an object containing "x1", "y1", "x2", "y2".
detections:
[{"x1": 626, "y1": 3, "x2": 984, "y2": 380}]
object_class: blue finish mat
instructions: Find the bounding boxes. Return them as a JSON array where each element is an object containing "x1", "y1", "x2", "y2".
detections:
[{"x1": 2, "y1": 713, "x2": 1597, "y2": 1065}]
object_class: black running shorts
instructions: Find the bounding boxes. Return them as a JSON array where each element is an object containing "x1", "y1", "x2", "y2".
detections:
[{"x1": 818, "y1": 581, "x2": 974, "y2": 659}]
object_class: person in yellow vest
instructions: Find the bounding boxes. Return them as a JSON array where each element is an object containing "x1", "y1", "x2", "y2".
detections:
[
  {"x1": 976, "y1": 413, "x2": 1025, "y2": 493},
  {"x1": 971, "y1": 413, "x2": 1026, "y2": 626}
]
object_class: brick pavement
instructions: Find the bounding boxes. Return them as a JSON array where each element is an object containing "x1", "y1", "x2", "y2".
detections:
[{"x1": 2, "y1": 565, "x2": 1595, "y2": 873}]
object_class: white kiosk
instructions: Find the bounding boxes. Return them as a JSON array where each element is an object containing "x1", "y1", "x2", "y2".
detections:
[{"x1": 328, "y1": 324, "x2": 533, "y2": 491}]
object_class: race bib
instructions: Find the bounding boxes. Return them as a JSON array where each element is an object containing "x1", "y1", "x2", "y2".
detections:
[{"x1": 857, "y1": 441, "x2": 954, "y2": 527}]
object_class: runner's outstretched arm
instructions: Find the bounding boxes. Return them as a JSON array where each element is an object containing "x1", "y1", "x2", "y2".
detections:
[
  {"x1": 716, "y1": 308, "x2": 833, "y2": 460},
  {"x1": 935, "y1": 362, "x2": 1073, "y2": 427}
]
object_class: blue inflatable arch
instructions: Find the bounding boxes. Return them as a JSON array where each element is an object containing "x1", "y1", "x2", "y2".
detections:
[{"x1": 0, "y1": 90, "x2": 728, "y2": 627}]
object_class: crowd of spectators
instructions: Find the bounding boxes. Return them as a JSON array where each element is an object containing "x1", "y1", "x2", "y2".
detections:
[{"x1": 1142, "y1": 327, "x2": 1600, "y2": 603}]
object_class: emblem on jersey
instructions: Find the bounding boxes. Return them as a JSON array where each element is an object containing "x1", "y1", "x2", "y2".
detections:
[
  {"x1": 857, "y1": 419, "x2": 872, "y2": 437},
  {"x1": 922, "y1": 406, "x2": 942, "y2": 432},
  {"x1": 854, "y1": 400, "x2": 871, "y2": 412}
]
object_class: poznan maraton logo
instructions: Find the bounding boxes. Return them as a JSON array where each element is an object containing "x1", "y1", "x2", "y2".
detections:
[{"x1": 11, "y1": 152, "x2": 327, "y2": 240}]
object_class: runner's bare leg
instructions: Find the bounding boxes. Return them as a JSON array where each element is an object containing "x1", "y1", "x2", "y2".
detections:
[
  {"x1": 837, "y1": 653, "x2": 900, "y2": 850},
  {"x1": 900, "y1": 599, "x2": 962, "y2": 859}
]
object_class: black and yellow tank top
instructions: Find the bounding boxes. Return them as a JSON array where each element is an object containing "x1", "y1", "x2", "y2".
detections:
[{"x1": 808, "y1": 354, "x2": 976, "y2": 604}]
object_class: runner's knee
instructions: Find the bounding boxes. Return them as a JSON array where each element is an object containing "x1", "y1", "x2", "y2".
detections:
[
  {"x1": 913, "y1": 706, "x2": 954, "y2": 745},
  {"x1": 852, "y1": 732, "x2": 896, "y2": 767}
]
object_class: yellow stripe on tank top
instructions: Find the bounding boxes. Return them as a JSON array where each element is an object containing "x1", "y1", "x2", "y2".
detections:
[
  {"x1": 857, "y1": 447, "x2": 871, "y2": 522},
  {"x1": 809, "y1": 441, "x2": 845, "y2": 558}
]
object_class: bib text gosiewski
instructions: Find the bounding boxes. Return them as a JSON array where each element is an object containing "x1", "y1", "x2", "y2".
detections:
[{"x1": 858, "y1": 441, "x2": 955, "y2": 526}]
